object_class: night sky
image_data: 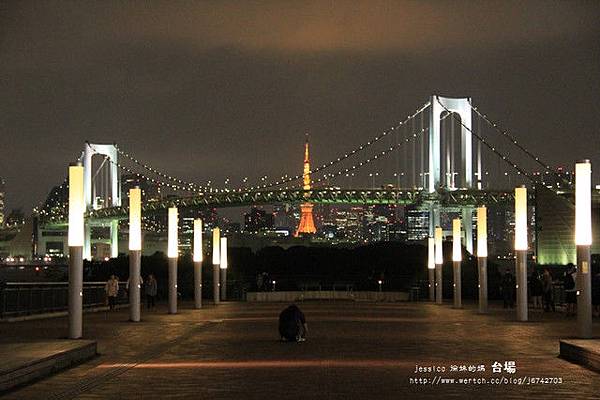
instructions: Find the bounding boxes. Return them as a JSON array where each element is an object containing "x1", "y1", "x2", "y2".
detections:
[{"x1": 1, "y1": 1, "x2": 599, "y2": 212}]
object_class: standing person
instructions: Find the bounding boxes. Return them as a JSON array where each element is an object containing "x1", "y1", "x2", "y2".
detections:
[
  {"x1": 563, "y1": 264, "x2": 577, "y2": 317},
  {"x1": 256, "y1": 273, "x2": 264, "y2": 291},
  {"x1": 145, "y1": 274, "x2": 157, "y2": 310},
  {"x1": 530, "y1": 270, "x2": 543, "y2": 309},
  {"x1": 542, "y1": 269, "x2": 555, "y2": 312},
  {"x1": 105, "y1": 275, "x2": 119, "y2": 311},
  {"x1": 501, "y1": 269, "x2": 515, "y2": 309},
  {"x1": 592, "y1": 265, "x2": 600, "y2": 318},
  {"x1": 126, "y1": 275, "x2": 144, "y2": 298}
]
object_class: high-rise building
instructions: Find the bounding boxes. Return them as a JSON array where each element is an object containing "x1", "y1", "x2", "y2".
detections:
[
  {"x1": 406, "y1": 205, "x2": 429, "y2": 241},
  {"x1": 244, "y1": 207, "x2": 274, "y2": 233},
  {"x1": 5, "y1": 209, "x2": 25, "y2": 228},
  {"x1": 536, "y1": 186, "x2": 600, "y2": 265},
  {"x1": 295, "y1": 136, "x2": 317, "y2": 236},
  {"x1": 273, "y1": 204, "x2": 295, "y2": 231}
]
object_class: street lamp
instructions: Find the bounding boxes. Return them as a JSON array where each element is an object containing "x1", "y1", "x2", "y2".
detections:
[
  {"x1": 575, "y1": 160, "x2": 592, "y2": 338},
  {"x1": 272, "y1": 280, "x2": 277, "y2": 292},
  {"x1": 212, "y1": 227, "x2": 220, "y2": 304},
  {"x1": 514, "y1": 186, "x2": 528, "y2": 321},
  {"x1": 68, "y1": 163, "x2": 84, "y2": 339},
  {"x1": 220, "y1": 237, "x2": 228, "y2": 301},
  {"x1": 452, "y1": 218, "x2": 462, "y2": 309},
  {"x1": 167, "y1": 207, "x2": 178, "y2": 314},
  {"x1": 434, "y1": 226, "x2": 443, "y2": 304},
  {"x1": 129, "y1": 187, "x2": 142, "y2": 322},
  {"x1": 428, "y1": 237, "x2": 435, "y2": 302},
  {"x1": 193, "y1": 219, "x2": 203, "y2": 309},
  {"x1": 477, "y1": 206, "x2": 488, "y2": 313}
]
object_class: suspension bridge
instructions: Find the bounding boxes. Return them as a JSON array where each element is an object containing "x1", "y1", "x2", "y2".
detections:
[{"x1": 35, "y1": 94, "x2": 573, "y2": 260}]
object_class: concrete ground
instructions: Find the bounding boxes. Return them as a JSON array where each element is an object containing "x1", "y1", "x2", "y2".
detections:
[{"x1": 1, "y1": 300, "x2": 599, "y2": 399}]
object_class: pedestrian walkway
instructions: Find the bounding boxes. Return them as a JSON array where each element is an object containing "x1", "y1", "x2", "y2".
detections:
[{"x1": 1, "y1": 301, "x2": 599, "y2": 399}]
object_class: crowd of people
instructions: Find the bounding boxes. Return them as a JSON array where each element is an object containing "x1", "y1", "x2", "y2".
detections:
[{"x1": 500, "y1": 264, "x2": 600, "y2": 317}]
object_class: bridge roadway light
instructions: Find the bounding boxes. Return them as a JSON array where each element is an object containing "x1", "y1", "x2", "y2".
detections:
[
  {"x1": 68, "y1": 163, "x2": 84, "y2": 339},
  {"x1": 128, "y1": 187, "x2": 142, "y2": 322},
  {"x1": 514, "y1": 186, "x2": 528, "y2": 322},
  {"x1": 575, "y1": 160, "x2": 593, "y2": 338},
  {"x1": 428, "y1": 237, "x2": 435, "y2": 302},
  {"x1": 477, "y1": 206, "x2": 488, "y2": 313},
  {"x1": 434, "y1": 226, "x2": 443, "y2": 304},
  {"x1": 193, "y1": 219, "x2": 203, "y2": 309},
  {"x1": 220, "y1": 237, "x2": 228, "y2": 301},
  {"x1": 452, "y1": 218, "x2": 462, "y2": 309},
  {"x1": 212, "y1": 227, "x2": 221, "y2": 304},
  {"x1": 167, "y1": 207, "x2": 178, "y2": 314}
]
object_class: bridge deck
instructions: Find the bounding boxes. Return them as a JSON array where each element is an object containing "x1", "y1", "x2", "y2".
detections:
[{"x1": 40, "y1": 188, "x2": 517, "y2": 225}]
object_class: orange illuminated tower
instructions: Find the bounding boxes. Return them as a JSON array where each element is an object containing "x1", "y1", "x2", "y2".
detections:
[{"x1": 295, "y1": 136, "x2": 317, "y2": 236}]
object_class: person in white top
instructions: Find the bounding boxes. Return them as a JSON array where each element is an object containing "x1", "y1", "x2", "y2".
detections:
[{"x1": 105, "y1": 275, "x2": 119, "y2": 311}]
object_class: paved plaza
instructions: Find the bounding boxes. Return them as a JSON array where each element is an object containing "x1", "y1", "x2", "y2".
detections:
[{"x1": 1, "y1": 301, "x2": 599, "y2": 399}]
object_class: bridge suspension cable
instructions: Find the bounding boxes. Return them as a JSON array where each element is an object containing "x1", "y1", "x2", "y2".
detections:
[
  {"x1": 437, "y1": 98, "x2": 548, "y2": 187},
  {"x1": 251, "y1": 100, "x2": 432, "y2": 190},
  {"x1": 469, "y1": 101, "x2": 564, "y2": 181},
  {"x1": 110, "y1": 101, "x2": 432, "y2": 194},
  {"x1": 113, "y1": 144, "x2": 215, "y2": 193},
  {"x1": 309, "y1": 112, "x2": 453, "y2": 188},
  {"x1": 87, "y1": 143, "x2": 203, "y2": 193}
]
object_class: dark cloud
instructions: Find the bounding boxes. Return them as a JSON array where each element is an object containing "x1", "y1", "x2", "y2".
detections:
[{"x1": 1, "y1": 1, "x2": 599, "y2": 211}]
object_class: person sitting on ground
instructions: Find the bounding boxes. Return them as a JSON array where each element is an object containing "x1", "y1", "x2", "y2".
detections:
[
  {"x1": 278, "y1": 304, "x2": 308, "y2": 342},
  {"x1": 564, "y1": 264, "x2": 577, "y2": 317}
]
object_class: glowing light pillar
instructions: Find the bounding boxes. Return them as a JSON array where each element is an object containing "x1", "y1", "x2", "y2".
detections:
[
  {"x1": 434, "y1": 226, "x2": 443, "y2": 304},
  {"x1": 514, "y1": 186, "x2": 528, "y2": 322},
  {"x1": 167, "y1": 207, "x2": 178, "y2": 314},
  {"x1": 220, "y1": 237, "x2": 228, "y2": 301},
  {"x1": 462, "y1": 207, "x2": 474, "y2": 255},
  {"x1": 452, "y1": 219, "x2": 462, "y2": 309},
  {"x1": 428, "y1": 237, "x2": 435, "y2": 302},
  {"x1": 110, "y1": 219, "x2": 119, "y2": 258},
  {"x1": 212, "y1": 228, "x2": 220, "y2": 304},
  {"x1": 68, "y1": 163, "x2": 84, "y2": 339},
  {"x1": 477, "y1": 206, "x2": 488, "y2": 314},
  {"x1": 128, "y1": 187, "x2": 142, "y2": 322},
  {"x1": 575, "y1": 160, "x2": 593, "y2": 338},
  {"x1": 193, "y1": 219, "x2": 203, "y2": 309}
]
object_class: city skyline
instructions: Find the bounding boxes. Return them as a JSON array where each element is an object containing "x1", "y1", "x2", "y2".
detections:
[{"x1": 1, "y1": 1, "x2": 600, "y2": 212}]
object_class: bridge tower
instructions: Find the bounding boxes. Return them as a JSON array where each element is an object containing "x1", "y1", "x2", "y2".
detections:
[
  {"x1": 428, "y1": 95, "x2": 473, "y2": 192},
  {"x1": 428, "y1": 95, "x2": 475, "y2": 254},
  {"x1": 295, "y1": 136, "x2": 317, "y2": 236},
  {"x1": 82, "y1": 143, "x2": 121, "y2": 260}
]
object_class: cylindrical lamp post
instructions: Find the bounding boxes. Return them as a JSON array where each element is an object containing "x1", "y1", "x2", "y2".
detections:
[
  {"x1": 452, "y1": 218, "x2": 462, "y2": 309},
  {"x1": 68, "y1": 163, "x2": 84, "y2": 339},
  {"x1": 515, "y1": 186, "x2": 528, "y2": 321},
  {"x1": 428, "y1": 237, "x2": 435, "y2": 302},
  {"x1": 129, "y1": 187, "x2": 142, "y2": 322},
  {"x1": 220, "y1": 237, "x2": 228, "y2": 301},
  {"x1": 477, "y1": 206, "x2": 488, "y2": 314},
  {"x1": 193, "y1": 219, "x2": 203, "y2": 309},
  {"x1": 575, "y1": 160, "x2": 593, "y2": 338},
  {"x1": 167, "y1": 207, "x2": 178, "y2": 314},
  {"x1": 212, "y1": 227, "x2": 220, "y2": 304},
  {"x1": 434, "y1": 226, "x2": 443, "y2": 304}
]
